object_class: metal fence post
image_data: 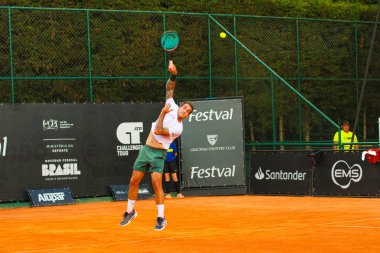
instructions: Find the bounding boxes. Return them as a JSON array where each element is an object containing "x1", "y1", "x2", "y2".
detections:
[
  {"x1": 208, "y1": 15, "x2": 212, "y2": 98},
  {"x1": 378, "y1": 117, "x2": 380, "y2": 147},
  {"x1": 86, "y1": 10, "x2": 93, "y2": 103},
  {"x1": 8, "y1": 8, "x2": 15, "y2": 104}
]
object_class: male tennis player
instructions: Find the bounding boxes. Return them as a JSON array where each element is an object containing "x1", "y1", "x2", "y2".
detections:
[{"x1": 119, "y1": 60, "x2": 193, "y2": 230}]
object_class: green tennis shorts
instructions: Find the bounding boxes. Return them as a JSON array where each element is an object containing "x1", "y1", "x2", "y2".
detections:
[{"x1": 133, "y1": 145, "x2": 167, "y2": 173}]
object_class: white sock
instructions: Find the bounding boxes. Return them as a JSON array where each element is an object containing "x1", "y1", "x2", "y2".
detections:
[
  {"x1": 157, "y1": 204, "x2": 164, "y2": 218},
  {"x1": 127, "y1": 199, "x2": 136, "y2": 213}
]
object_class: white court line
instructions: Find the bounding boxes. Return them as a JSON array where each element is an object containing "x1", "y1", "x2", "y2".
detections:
[
  {"x1": 320, "y1": 217, "x2": 380, "y2": 225},
  {"x1": 15, "y1": 226, "x2": 287, "y2": 253},
  {"x1": 322, "y1": 224, "x2": 380, "y2": 229}
]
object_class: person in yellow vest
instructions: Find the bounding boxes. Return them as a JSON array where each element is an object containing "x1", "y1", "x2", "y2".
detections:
[{"x1": 333, "y1": 120, "x2": 358, "y2": 151}]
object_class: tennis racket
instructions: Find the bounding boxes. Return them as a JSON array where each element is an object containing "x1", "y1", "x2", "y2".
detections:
[{"x1": 160, "y1": 30, "x2": 179, "y2": 59}]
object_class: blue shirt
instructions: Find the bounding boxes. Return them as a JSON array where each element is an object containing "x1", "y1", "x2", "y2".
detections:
[{"x1": 165, "y1": 142, "x2": 177, "y2": 162}]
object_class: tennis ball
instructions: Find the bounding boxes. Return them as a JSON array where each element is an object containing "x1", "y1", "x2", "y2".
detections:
[{"x1": 219, "y1": 32, "x2": 226, "y2": 39}]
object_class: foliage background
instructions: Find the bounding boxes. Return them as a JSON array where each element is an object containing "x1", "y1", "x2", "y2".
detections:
[{"x1": 0, "y1": 1, "x2": 379, "y2": 149}]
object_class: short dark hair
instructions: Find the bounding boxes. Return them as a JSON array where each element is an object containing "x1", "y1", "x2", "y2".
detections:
[
  {"x1": 341, "y1": 120, "x2": 350, "y2": 125},
  {"x1": 181, "y1": 101, "x2": 194, "y2": 114}
]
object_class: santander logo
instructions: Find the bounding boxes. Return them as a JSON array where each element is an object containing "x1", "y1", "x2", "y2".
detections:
[{"x1": 255, "y1": 167, "x2": 265, "y2": 180}]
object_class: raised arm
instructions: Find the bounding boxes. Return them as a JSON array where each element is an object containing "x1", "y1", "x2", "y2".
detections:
[
  {"x1": 154, "y1": 103, "x2": 172, "y2": 136},
  {"x1": 166, "y1": 60, "x2": 177, "y2": 100}
]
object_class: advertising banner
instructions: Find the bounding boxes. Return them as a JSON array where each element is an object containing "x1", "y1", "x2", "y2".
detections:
[
  {"x1": 0, "y1": 103, "x2": 161, "y2": 202},
  {"x1": 110, "y1": 184, "x2": 152, "y2": 201},
  {"x1": 27, "y1": 188, "x2": 74, "y2": 207},
  {"x1": 180, "y1": 98, "x2": 245, "y2": 188},
  {"x1": 250, "y1": 152, "x2": 312, "y2": 195},
  {"x1": 313, "y1": 152, "x2": 380, "y2": 196}
]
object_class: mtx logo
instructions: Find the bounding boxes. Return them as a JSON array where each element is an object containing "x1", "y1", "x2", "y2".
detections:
[
  {"x1": 38, "y1": 192, "x2": 65, "y2": 203},
  {"x1": 0, "y1": 136, "x2": 7, "y2": 157},
  {"x1": 116, "y1": 122, "x2": 144, "y2": 157},
  {"x1": 331, "y1": 160, "x2": 362, "y2": 189},
  {"x1": 43, "y1": 119, "x2": 58, "y2": 130},
  {"x1": 43, "y1": 119, "x2": 74, "y2": 130}
]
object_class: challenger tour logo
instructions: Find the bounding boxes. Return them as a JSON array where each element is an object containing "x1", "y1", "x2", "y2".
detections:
[{"x1": 116, "y1": 122, "x2": 144, "y2": 157}]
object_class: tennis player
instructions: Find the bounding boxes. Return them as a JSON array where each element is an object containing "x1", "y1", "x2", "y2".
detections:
[{"x1": 120, "y1": 60, "x2": 193, "y2": 230}]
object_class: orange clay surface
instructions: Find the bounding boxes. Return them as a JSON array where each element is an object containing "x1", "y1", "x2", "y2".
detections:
[{"x1": 1, "y1": 195, "x2": 380, "y2": 253}]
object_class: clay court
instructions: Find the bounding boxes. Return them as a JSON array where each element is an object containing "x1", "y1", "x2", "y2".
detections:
[{"x1": 1, "y1": 195, "x2": 380, "y2": 253}]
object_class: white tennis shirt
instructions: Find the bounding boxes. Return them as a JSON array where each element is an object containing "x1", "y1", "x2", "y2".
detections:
[{"x1": 151, "y1": 98, "x2": 183, "y2": 150}]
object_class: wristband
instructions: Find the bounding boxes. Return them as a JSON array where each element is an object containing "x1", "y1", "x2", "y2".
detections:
[{"x1": 169, "y1": 74, "x2": 177, "y2": 81}]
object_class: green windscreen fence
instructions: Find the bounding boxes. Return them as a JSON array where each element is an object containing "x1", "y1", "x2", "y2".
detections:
[{"x1": 0, "y1": 6, "x2": 379, "y2": 149}]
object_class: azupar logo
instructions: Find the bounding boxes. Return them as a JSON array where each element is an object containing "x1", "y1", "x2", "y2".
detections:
[
  {"x1": 331, "y1": 160, "x2": 362, "y2": 189},
  {"x1": 38, "y1": 192, "x2": 65, "y2": 203}
]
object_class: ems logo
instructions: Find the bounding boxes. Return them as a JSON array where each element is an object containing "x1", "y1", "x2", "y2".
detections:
[
  {"x1": 207, "y1": 135, "x2": 218, "y2": 146},
  {"x1": 255, "y1": 167, "x2": 265, "y2": 180},
  {"x1": 331, "y1": 160, "x2": 362, "y2": 189}
]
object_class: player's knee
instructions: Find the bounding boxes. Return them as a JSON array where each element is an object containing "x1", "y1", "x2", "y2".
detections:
[
  {"x1": 151, "y1": 179, "x2": 162, "y2": 189},
  {"x1": 130, "y1": 176, "x2": 141, "y2": 187}
]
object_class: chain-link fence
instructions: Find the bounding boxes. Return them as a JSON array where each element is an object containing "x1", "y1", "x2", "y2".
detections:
[{"x1": 0, "y1": 6, "x2": 379, "y2": 149}]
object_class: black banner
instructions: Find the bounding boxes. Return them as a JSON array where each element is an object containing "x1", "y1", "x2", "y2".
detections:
[
  {"x1": 110, "y1": 184, "x2": 152, "y2": 201},
  {"x1": 0, "y1": 103, "x2": 161, "y2": 202},
  {"x1": 27, "y1": 187, "x2": 74, "y2": 206},
  {"x1": 180, "y1": 98, "x2": 245, "y2": 188},
  {"x1": 313, "y1": 152, "x2": 380, "y2": 196},
  {"x1": 250, "y1": 152, "x2": 312, "y2": 195}
]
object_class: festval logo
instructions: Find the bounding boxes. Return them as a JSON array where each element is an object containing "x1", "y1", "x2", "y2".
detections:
[
  {"x1": 331, "y1": 160, "x2": 362, "y2": 189},
  {"x1": 207, "y1": 135, "x2": 218, "y2": 146},
  {"x1": 255, "y1": 167, "x2": 265, "y2": 180}
]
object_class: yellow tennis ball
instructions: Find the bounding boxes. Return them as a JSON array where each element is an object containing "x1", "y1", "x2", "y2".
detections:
[{"x1": 219, "y1": 32, "x2": 226, "y2": 39}]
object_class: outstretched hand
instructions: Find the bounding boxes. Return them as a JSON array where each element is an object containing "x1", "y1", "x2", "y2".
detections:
[
  {"x1": 161, "y1": 103, "x2": 173, "y2": 115},
  {"x1": 168, "y1": 60, "x2": 177, "y2": 75}
]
